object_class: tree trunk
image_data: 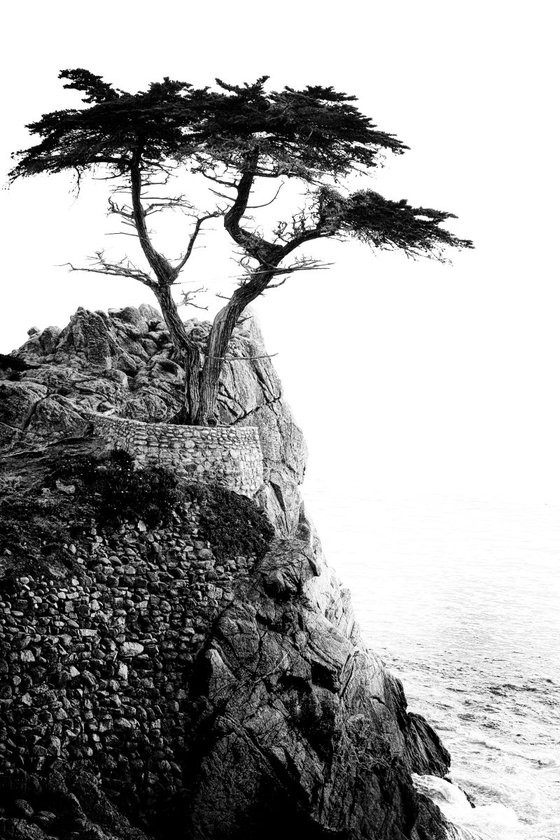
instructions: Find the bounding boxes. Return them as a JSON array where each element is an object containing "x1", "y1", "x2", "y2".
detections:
[
  {"x1": 152, "y1": 284, "x2": 201, "y2": 424},
  {"x1": 129, "y1": 161, "x2": 202, "y2": 424},
  {"x1": 195, "y1": 303, "x2": 240, "y2": 425},
  {"x1": 195, "y1": 268, "x2": 275, "y2": 425}
]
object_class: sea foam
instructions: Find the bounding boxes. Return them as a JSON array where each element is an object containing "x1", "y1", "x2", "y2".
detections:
[{"x1": 412, "y1": 774, "x2": 520, "y2": 840}]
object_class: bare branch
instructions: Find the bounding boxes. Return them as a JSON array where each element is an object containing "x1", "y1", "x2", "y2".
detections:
[
  {"x1": 240, "y1": 257, "x2": 333, "y2": 281},
  {"x1": 194, "y1": 162, "x2": 238, "y2": 188},
  {"x1": 173, "y1": 212, "x2": 221, "y2": 276},
  {"x1": 141, "y1": 195, "x2": 191, "y2": 202},
  {"x1": 104, "y1": 231, "x2": 142, "y2": 238},
  {"x1": 91, "y1": 169, "x2": 126, "y2": 181},
  {"x1": 208, "y1": 187, "x2": 236, "y2": 203},
  {"x1": 61, "y1": 250, "x2": 156, "y2": 288},
  {"x1": 142, "y1": 195, "x2": 195, "y2": 216},
  {"x1": 265, "y1": 277, "x2": 289, "y2": 290},
  {"x1": 107, "y1": 197, "x2": 133, "y2": 220},
  {"x1": 201, "y1": 172, "x2": 237, "y2": 188},
  {"x1": 182, "y1": 300, "x2": 208, "y2": 311},
  {"x1": 179, "y1": 284, "x2": 208, "y2": 310},
  {"x1": 246, "y1": 181, "x2": 285, "y2": 209}
]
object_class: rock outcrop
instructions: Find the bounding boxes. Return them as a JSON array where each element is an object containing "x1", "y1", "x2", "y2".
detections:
[
  {"x1": 0, "y1": 307, "x2": 452, "y2": 840},
  {"x1": 1, "y1": 305, "x2": 305, "y2": 535}
]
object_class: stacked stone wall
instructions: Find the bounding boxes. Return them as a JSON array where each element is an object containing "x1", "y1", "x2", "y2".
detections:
[
  {"x1": 0, "y1": 500, "x2": 262, "y2": 825},
  {"x1": 88, "y1": 413, "x2": 263, "y2": 497}
]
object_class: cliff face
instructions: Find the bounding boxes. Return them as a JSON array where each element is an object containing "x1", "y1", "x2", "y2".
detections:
[{"x1": 0, "y1": 308, "x2": 452, "y2": 840}]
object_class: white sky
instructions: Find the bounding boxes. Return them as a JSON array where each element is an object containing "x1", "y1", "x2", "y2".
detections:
[{"x1": 1, "y1": 0, "x2": 559, "y2": 502}]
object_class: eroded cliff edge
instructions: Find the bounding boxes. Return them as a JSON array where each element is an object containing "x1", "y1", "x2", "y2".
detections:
[{"x1": 0, "y1": 307, "x2": 452, "y2": 839}]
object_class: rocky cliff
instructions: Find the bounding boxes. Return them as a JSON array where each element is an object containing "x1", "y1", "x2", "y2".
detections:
[{"x1": 0, "y1": 307, "x2": 453, "y2": 839}]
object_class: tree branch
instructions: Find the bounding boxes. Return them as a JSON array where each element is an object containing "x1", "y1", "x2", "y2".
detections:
[
  {"x1": 173, "y1": 212, "x2": 221, "y2": 277},
  {"x1": 179, "y1": 284, "x2": 208, "y2": 310},
  {"x1": 246, "y1": 182, "x2": 285, "y2": 209},
  {"x1": 62, "y1": 252, "x2": 155, "y2": 288},
  {"x1": 208, "y1": 187, "x2": 236, "y2": 204},
  {"x1": 129, "y1": 158, "x2": 175, "y2": 284},
  {"x1": 199, "y1": 170, "x2": 238, "y2": 188},
  {"x1": 107, "y1": 197, "x2": 133, "y2": 220},
  {"x1": 223, "y1": 155, "x2": 284, "y2": 265}
]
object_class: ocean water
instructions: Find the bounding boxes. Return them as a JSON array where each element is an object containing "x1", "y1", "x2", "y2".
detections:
[{"x1": 303, "y1": 484, "x2": 560, "y2": 840}]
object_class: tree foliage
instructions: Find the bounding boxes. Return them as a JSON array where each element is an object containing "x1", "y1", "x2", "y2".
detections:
[
  {"x1": 10, "y1": 70, "x2": 408, "y2": 181},
  {"x1": 10, "y1": 70, "x2": 473, "y2": 424}
]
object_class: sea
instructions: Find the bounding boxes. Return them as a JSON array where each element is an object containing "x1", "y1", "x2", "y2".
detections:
[{"x1": 303, "y1": 482, "x2": 560, "y2": 840}]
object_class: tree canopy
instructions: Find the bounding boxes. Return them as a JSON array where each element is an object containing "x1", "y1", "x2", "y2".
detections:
[
  {"x1": 10, "y1": 69, "x2": 473, "y2": 424},
  {"x1": 11, "y1": 69, "x2": 408, "y2": 179}
]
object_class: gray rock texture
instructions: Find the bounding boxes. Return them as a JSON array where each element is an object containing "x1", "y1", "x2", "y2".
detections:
[
  {"x1": 1, "y1": 306, "x2": 305, "y2": 534},
  {"x1": 0, "y1": 306, "x2": 452, "y2": 840}
]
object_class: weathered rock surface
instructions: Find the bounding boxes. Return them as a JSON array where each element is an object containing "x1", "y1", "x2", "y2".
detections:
[
  {"x1": 0, "y1": 307, "x2": 453, "y2": 839},
  {"x1": 185, "y1": 533, "x2": 451, "y2": 840},
  {"x1": 1, "y1": 306, "x2": 305, "y2": 534}
]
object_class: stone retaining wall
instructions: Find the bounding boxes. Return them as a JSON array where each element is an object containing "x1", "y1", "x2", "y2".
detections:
[
  {"x1": 88, "y1": 413, "x2": 263, "y2": 497},
  {"x1": 0, "y1": 496, "x2": 267, "y2": 817}
]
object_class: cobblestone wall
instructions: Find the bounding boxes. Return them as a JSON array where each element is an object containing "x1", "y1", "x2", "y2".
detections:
[
  {"x1": 88, "y1": 413, "x2": 263, "y2": 497},
  {"x1": 0, "y1": 497, "x2": 266, "y2": 817}
]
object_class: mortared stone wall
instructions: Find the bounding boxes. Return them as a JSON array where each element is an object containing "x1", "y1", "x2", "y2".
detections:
[{"x1": 88, "y1": 413, "x2": 263, "y2": 498}]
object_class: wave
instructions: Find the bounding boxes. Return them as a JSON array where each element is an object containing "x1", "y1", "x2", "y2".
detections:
[
  {"x1": 445, "y1": 826, "x2": 488, "y2": 840},
  {"x1": 412, "y1": 774, "x2": 521, "y2": 840}
]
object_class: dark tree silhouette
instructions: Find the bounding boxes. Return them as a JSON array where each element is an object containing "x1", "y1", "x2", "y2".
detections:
[{"x1": 10, "y1": 69, "x2": 472, "y2": 424}]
